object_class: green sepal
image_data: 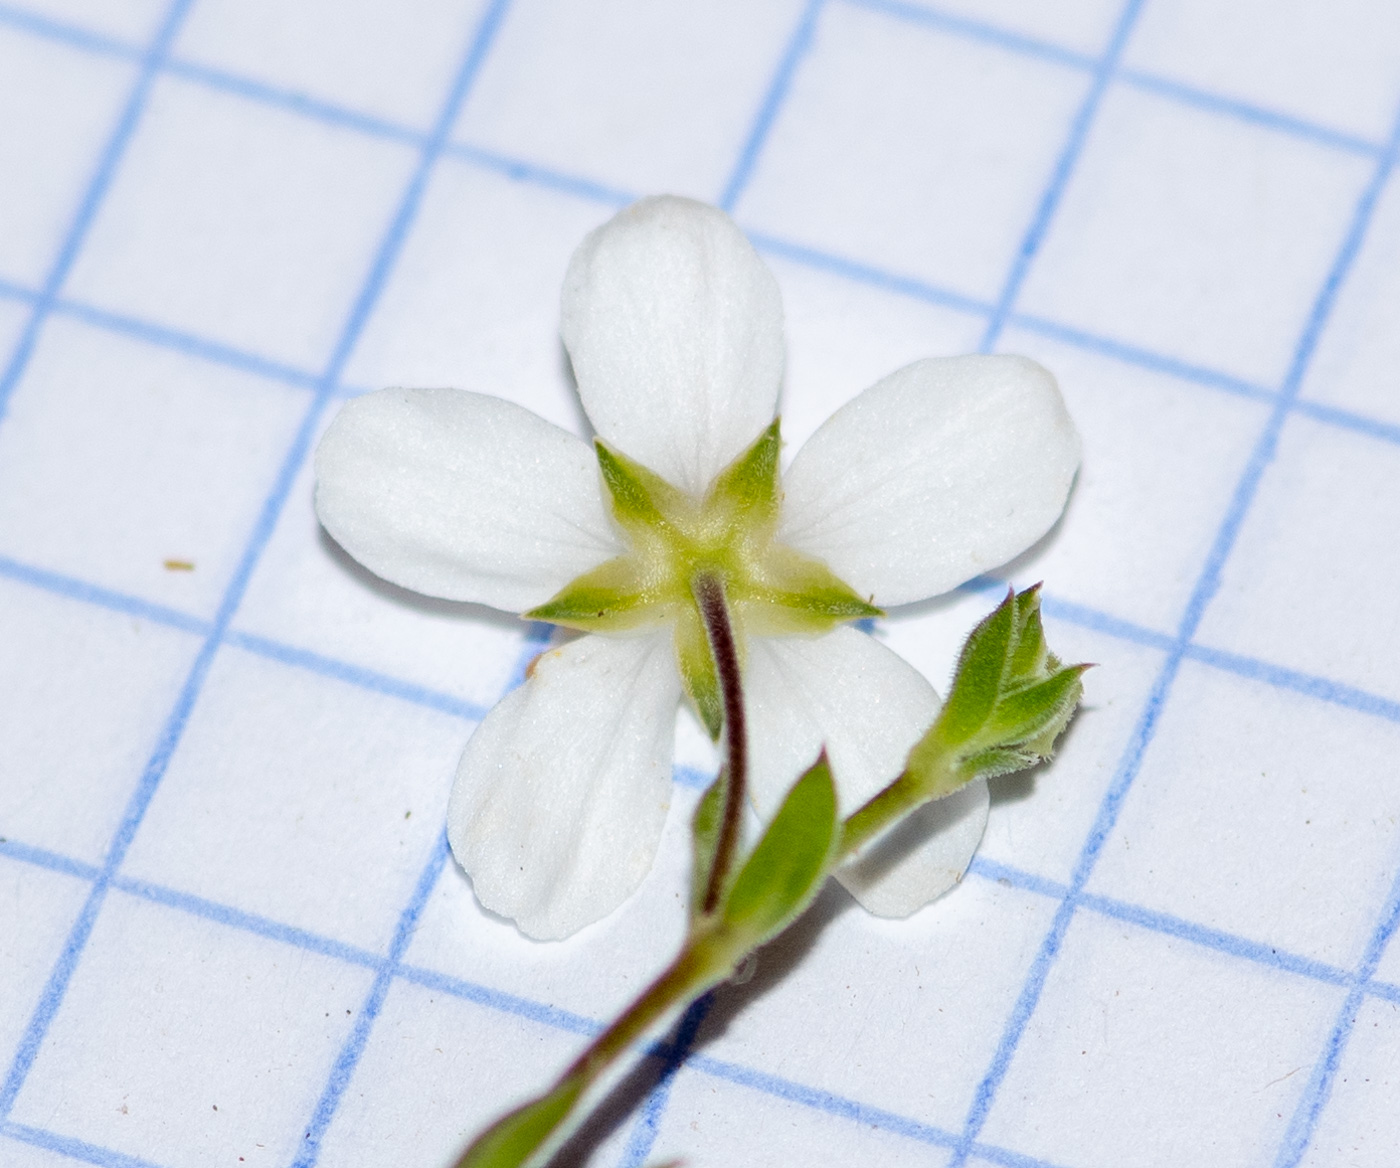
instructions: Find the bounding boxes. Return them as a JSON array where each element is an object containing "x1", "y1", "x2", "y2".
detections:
[
  {"x1": 721, "y1": 751, "x2": 839, "y2": 948},
  {"x1": 689, "y1": 773, "x2": 725, "y2": 920},
  {"x1": 525, "y1": 556, "x2": 656, "y2": 630},
  {"x1": 675, "y1": 609, "x2": 722, "y2": 739},
  {"x1": 595, "y1": 440, "x2": 685, "y2": 533},
  {"x1": 451, "y1": 1075, "x2": 584, "y2": 1168},
  {"x1": 738, "y1": 544, "x2": 883, "y2": 634},
  {"x1": 704, "y1": 418, "x2": 782, "y2": 528}
]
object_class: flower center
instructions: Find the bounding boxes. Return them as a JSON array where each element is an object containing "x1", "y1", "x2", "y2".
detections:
[{"x1": 527, "y1": 420, "x2": 880, "y2": 737}]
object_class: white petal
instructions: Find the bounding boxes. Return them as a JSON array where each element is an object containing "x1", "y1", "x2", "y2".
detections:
[
  {"x1": 315, "y1": 388, "x2": 621, "y2": 612},
  {"x1": 744, "y1": 626, "x2": 986, "y2": 917},
  {"x1": 561, "y1": 196, "x2": 784, "y2": 494},
  {"x1": 447, "y1": 632, "x2": 680, "y2": 940},
  {"x1": 779, "y1": 355, "x2": 1080, "y2": 606},
  {"x1": 837, "y1": 780, "x2": 988, "y2": 919}
]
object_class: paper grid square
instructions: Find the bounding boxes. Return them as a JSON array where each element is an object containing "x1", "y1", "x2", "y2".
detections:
[
  {"x1": 1299, "y1": 170, "x2": 1400, "y2": 429},
  {"x1": 121, "y1": 644, "x2": 471, "y2": 953},
  {"x1": 1195, "y1": 415, "x2": 1400, "y2": 706},
  {"x1": 689, "y1": 877, "x2": 1060, "y2": 1134},
  {"x1": 0, "y1": 317, "x2": 309, "y2": 617},
  {"x1": 977, "y1": 911, "x2": 1344, "y2": 1168},
  {"x1": 174, "y1": 0, "x2": 496, "y2": 130},
  {"x1": 63, "y1": 73, "x2": 419, "y2": 371},
  {"x1": 342, "y1": 160, "x2": 613, "y2": 430},
  {"x1": 309, "y1": 979, "x2": 588, "y2": 1168},
  {"x1": 1088, "y1": 660, "x2": 1400, "y2": 969},
  {"x1": 1017, "y1": 83, "x2": 1374, "y2": 387},
  {"x1": 9, "y1": 889, "x2": 373, "y2": 1168},
  {"x1": 0, "y1": 579, "x2": 198, "y2": 866},
  {"x1": 735, "y1": 0, "x2": 1091, "y2": 301},
  {"x1": 0, "y1": 25, "x2": 136, "y2": 288},
  {"x1": 995, "y1": 327, "x2": 1269, "y2": 635},
  {"x1": 1125, "y1": 0, "x2": 1400, "y2": 143},
  {"x1": 0, "y1": 858, "x2": 92, "y2": 1080},
  {"x1": 453, "y1": 0, "x2": 810, "y2": 201}
]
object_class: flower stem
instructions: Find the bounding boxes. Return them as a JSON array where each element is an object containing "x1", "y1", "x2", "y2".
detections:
[
  {"x1": 451, "y1": 922, "x2": 743, "y2": 1168},
  {"x1": 692, "y1": 572, "x2": 747, "y2": 915},
  {"x1": 838, "y1": 755, "x2": 958, "y2": 860}
]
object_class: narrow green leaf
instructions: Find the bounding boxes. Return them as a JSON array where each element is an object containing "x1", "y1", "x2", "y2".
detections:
[
  {"x1": 690, "y1": 773, "x2": 725, "y2": 920},
  {"x1": 722, "y1": 752, "x2": 839, "y2": 947},
  {"x1": 452, "y1": 1076, "x2": 583, "y2": 1168}
]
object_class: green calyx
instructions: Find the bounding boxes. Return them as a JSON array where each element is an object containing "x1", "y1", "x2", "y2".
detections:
[{"x1": 526, "y1": 420, "x2": 881, "y2": 738}]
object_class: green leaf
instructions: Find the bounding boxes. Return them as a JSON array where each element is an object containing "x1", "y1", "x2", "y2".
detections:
[
  {"x1": 721, "y1": 752, "x2": 839, "y2": 947},
  {"x1": 452, "y1": 1076, "x2": 583, "y2": 1168},
  {"x1": 909, "y1": 585, "x2": 1087, "y2": 792},
  {"x1": 690, "y1": 773, "x2": 725, "y2": 920}
]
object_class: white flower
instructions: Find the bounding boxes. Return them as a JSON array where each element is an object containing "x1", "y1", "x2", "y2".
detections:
[{"x1": 314, "y1": 196, "x2": 1079, "y2": 940}]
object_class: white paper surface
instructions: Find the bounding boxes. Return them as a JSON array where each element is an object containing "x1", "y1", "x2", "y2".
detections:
[{"x1": 2, "y1": 2, "x2": 1400, "y2": 1167}]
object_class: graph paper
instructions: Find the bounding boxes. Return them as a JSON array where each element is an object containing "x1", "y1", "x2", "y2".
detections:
[{"x1": 1, "y1": 1, "x2": 1399, "y2": 1166}]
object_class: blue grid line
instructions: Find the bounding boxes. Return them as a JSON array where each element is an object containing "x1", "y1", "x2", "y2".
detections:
[
  {"x1": 223, "y1": 631, "x2": 489, "y2": 723},
  {"x1": 974, "y1": 856, "x2": 1367, "y2": 997},
  {"x1": 0, "y1": 275, "x2": 325, "y2": 393},
  {"x1": 746, "y1": 230, "x2": 995, "y2": 317},
  {"x1": 2, "y1": 1122, "x2": 170, "y2": 1168},
  {"x1": 445, "y1": 140, "x2": 634, "y2": 207},
  {"x1": 0, "y1": 839, "x2": 100, "y2": 883},
  {"x1": 616, "y1": 996, "x2": 714, "y2": 1168},
  {"x1": 292, "y1": 836, "x2": 452, "y2": 1167},
  {"x1": 0, "y1": 0, "x2": 194, "y2": 424},
  {"x1": 1006, "y1": 311, "x2": 1277, "y2": 403},
  {"x1": 0, "y1": 0, "x2": 512, "y2": 1130},
  {"x1": 109, "y1": 875, "x2": 387, "y2": 972},
  {"x1": 1291, "y1": 396, "x2": 1400, "y2": 447},
  {"x1": 0, "y1": 552, "x2": 208, "y2": 635},
  {"x1": 839, "y1": 0, "x2": 1097, "y2": 72},
  {"x1": 717, "y1": 0, "x2": 825, "y2": 213},
  {"x1": 943, "y1": 86, "x2": 1400, "y2": 1168},
  {"x1": 1184, "y1": 643, "x2": 1400, "y2": 724},
  {"x1": 0, "y1": 552, "x2": 495, "y2": 724},
  {"x1": 979, "y1": 0, "x2": 1144, "y2": 352},
  {"x1": 1117, "y1": 67, "x2": 1385, "y2": 158},
  {"x1": 1273, "y1": 862, "x2": 1400, "y2": 1166}
]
